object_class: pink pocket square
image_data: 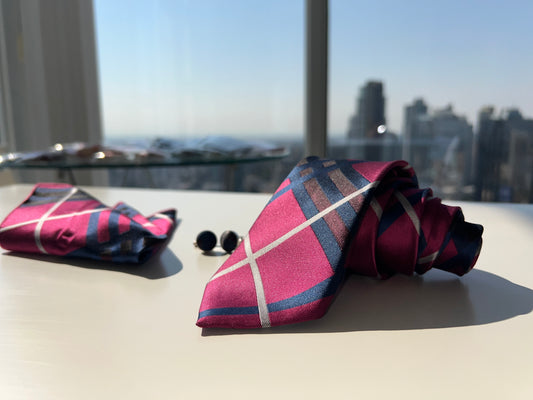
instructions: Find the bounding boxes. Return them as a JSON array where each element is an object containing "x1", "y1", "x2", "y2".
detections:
[{"x1": 0, "y1": 183, "x2": 176, "y2": 263}]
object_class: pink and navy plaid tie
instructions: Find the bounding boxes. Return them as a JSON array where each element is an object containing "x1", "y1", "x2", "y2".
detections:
[
  {"x1": 197, "y1": 157, "x2": 483, "y2": 329},
  {"x1": 0, "y1": 183, "x2": 176, "y2": 263}
]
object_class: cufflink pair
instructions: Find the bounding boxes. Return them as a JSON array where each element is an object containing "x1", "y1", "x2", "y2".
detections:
[{"x1": 194, "y1": 230, "x2": 241, "y2": 254}]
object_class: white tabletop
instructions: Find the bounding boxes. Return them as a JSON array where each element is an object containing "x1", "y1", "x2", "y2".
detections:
[{"x1": 0, "y1": 184, "x2": 532, "y2": 399}]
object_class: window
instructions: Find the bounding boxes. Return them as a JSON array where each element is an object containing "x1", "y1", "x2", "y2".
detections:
[
  {"x1": 328, "y1": 0, "x2": 533, "y2": 202},
  {"x1": 0, "y1": 4, "x2": 11, "y2": 151},
  {"x1": 94, "y1": 0, "x2": 305, "y2": 191},
  {"x1": 2, "y1": 0, "x2": 532, "y2": 201}
]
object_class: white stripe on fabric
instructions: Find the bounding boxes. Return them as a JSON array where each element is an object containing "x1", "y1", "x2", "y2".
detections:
[
  {"x1": 244, "y1": 236, "x2": 271, "y2": 328},
  {"x1": 34, "y1": 187, "x2": 78, "y2": 254},
  {"x1": 152, "y1": 213, "x2": 173, "y2": 222},
  {"x1": 370, "y1": 198, "x2": 383, "y2": 220},
  {"x1": 417, "y1": 251, "x2": 439, "y2": 265},
  {"x1": 211, "y1": 180, "x2": 379, "y2": 281},
  {"x1": 0, "y1": 207, "x2": 112, "y2": 233},
  {"x1": 394, "y1": 190, "x2": 420, "y2": 236}
]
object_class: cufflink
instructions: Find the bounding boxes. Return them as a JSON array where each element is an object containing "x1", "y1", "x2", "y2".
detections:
[
  {"x1": 219, "y1": 230, "x2": 240, "y2": 253},
  {"x1": 194, "y1": 230, "x2": 241, "y2": 254},
  {"x1": 194, "y1": 230, "x2": 217, "y2": 252}
]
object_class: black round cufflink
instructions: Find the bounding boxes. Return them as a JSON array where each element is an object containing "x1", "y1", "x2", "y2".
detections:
[
  {"x1": 195, "y1": 230, "x2": 217, "y2": 252},
  {"x1": 219, "y1": 230, "x2": 240, "y2": 253},
  {"x1": 194, "y1": 230, "x2": 241, "y2": 254}
]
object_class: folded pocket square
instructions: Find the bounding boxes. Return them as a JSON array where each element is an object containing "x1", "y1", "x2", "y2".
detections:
[{"x1": 0, "y1": 183, "x2": 176, "y2": 263}]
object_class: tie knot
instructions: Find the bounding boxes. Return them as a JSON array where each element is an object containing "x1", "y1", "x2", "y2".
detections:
[{"x1": 345, "y1": 184, "x2": 483, "y2": 278}]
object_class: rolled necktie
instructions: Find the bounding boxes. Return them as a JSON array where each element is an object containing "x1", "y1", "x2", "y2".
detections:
[
  {"x1": 0, "y1": 183, "x2": 176, "y2": 263},
  {"x1": 197, "y1": 157, "x2": 483, "y2": 329}
]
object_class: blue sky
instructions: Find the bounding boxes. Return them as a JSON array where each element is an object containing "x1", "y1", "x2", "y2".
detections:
[{"x1": 95, "y1": 0, "x2": 533, "y2": 139}]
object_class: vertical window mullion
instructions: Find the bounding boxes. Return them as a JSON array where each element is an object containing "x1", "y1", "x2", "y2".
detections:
[{"x1": 305, "y1": 0, "x2": 328, "y2": 158}]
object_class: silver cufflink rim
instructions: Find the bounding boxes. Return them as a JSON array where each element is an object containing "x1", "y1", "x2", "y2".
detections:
[{"x1": 194, "y1": 230, "x2": 242, "y2": 254}]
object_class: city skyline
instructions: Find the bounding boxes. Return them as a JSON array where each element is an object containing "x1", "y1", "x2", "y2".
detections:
[{"x1": 95, "y1": 0, "x2": 533, "y2": 139}]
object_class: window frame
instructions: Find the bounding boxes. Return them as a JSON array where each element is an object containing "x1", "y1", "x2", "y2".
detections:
[
  {"x1": 305, "y1": 0, "x2": 328, "y2": 158},
  {"x1": 0, "y1": 3, "x2": 14, "y2": 151}
]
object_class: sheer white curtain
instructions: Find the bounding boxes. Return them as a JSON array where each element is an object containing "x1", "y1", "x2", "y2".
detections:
[{"x1": 0, "y1": 0, "x2": 104, "y2": 185}]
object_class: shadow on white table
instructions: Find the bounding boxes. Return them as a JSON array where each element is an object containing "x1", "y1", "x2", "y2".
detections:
[
  {"x1": 0, "y1": 247, "x2": 182, "y2": 280},
  {"x1": 202, "y1": 268, "x2": 533, "y2": 335}
]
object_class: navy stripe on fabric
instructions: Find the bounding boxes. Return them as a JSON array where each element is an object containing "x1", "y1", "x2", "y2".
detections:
[
  {"x1": 414, "y1": 190, "x2": 432, "y2": 259},
  {"x1": 114, "y1": 228, "x2": 141, "y2": 262},
  {"x1": 291, "y1": 174, "x2": 319, "y2": 219},
  {"x1": 433, "y1": 215, "x2": 456, "y2": 263},
  {"x1": 313, "y1": 172, "x2": 355, "y2": 229},
  {"x1": 332, "y1": 162, "x2": 372, "y2": 227},
  {"x1": 69, "y1": 215, "x2": 170, "y2": 263},
  {"x1": 269, "y1": 158, "x2": 357, "y2": 204},
  {"x1": 337, "y1": 160, "x2": 368, "y2": 184},
  {"x1": 417, "y1": 230, "x2": 427, "y2": 259},
  {"x1": 198, "y1": 306, "x2": 259, "y2": 319},
  {"x1": 23, "y1": 194, "x2": 96, "y2": 208},
  {"x1": 436, "y1": 221, "x2": 481, "y2": 274},
  {"x1": 316, "y1": 171, "x2": 345, "y2": 203},
  {"x1": 68, "y1": 247, "x2": 103, "y2": 262},
  {"x1": 291, "y1": 176, "x2": 341, "y2": 269},
  {"x1": 86, "y1": 210, "x2": 101, "y2": 250},
  {"x1": 335, "y1": 202, "x2": 358, "y2": 230},
  {"x1": 268, "y1": 269, "x2": 345, "y2": 313},
  {"x1": 315, "y1": 161, "x2": 370, "y2": 228},
  {"x1": 377, "y1": 200, "x2": 403, "y2": 237},
  {"x1": 33, "y1": 187, "x2": 73, "y2": 194},
  {"x1": 310, "y1": 218, "x2": 342, "y2": 269},
  {"x1": 267, "y1": 171, "x2": 320, "y2": 204},
  {"x1": 198, "y1": 271, "x2": 346, "y2": 319},
  {"x1": 377, "y1": 190, "x2": 423, "y2": 237},
  {"x1": 115, "y1": 203, "x2": 139, "y2": 218},
  {"x1": 108, "y1": 209, "x2": 121, "y2": 240},
  {"x1": 24, "y1": 194, "x2": 74, "y2": 206}
]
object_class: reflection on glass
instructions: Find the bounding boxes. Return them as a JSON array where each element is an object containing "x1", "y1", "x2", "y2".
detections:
[
  {"x1": 329, "y1": 0, "x2": 533, "y2": 203},
  {"x1": 94, "y1": 0, "x2": 304, "y2": 192}
]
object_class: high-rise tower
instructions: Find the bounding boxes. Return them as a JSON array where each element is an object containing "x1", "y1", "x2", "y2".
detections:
[{"x1": 347, "y1": 81, "x2": 386, "y2": 139}]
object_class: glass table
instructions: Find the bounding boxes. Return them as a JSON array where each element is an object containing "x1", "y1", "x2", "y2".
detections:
[{"x1": 0, "y1": 138, "x2": 290, "y2": 189}]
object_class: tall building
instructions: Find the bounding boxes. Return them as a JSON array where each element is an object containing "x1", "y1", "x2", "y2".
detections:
[
  {"x1": 474, "y1": 107, "x2": 509, "y2": 201},
  {"x1": 505, "y1": 109, "x2": 533, "y2": 202},
  {"x1": 402, "y1": 98, "x2": 431, "y2": 180},
  {"x1": 431, "y1": 105, "x2": 475, "y2": 187},
  {"x1": 347, "y1": 81, "x2": 386, "y2": 139},
  {"x1": 475, "y1": 107, "x2": 533, "y2": 202},
  {"x1": 346, "y1": 81, "x2": 394, "y2": 160},
  {"x1": 403, "y1": 98, "x2": 428, "y2": 141},
  {"x1": 402, "y1": 100, "x2": 474, "y2": 197}
]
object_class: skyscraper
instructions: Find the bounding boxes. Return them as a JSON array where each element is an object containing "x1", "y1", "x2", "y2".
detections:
[
  {"x1": 475, "y1": 107, "x2": 508, "y2": 201},
  {"x1": 431, "y1": 105, "x2": 475, "y2": 191},
  {"x1": 347, "y1": 81, "x2": 386, "y2": 139},
  {"x1": 475, "y1": 107, "x2": 533, "y2": 202},
  {"x1": 402, "y1": 98, "x2": 429, "y2": 163},
  {"x1": 402, "y1": 100, "x2": 474, "y2": 196},
  {"x1": 346, "y1": 81, "x2": 389, "y2": 160}
]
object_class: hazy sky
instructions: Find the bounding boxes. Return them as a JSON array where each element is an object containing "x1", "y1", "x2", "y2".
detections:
[{"x1": 95, "y1": 0, "x2": 533, "y2": 139}]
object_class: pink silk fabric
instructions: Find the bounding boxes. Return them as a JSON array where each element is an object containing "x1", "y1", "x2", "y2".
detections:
[
  {"x1": 197, "y1": 157, "x2": 483, "y2": 329},
  {"x1": 0, "y1": 183, "x2": 176, "y2": 263}
]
